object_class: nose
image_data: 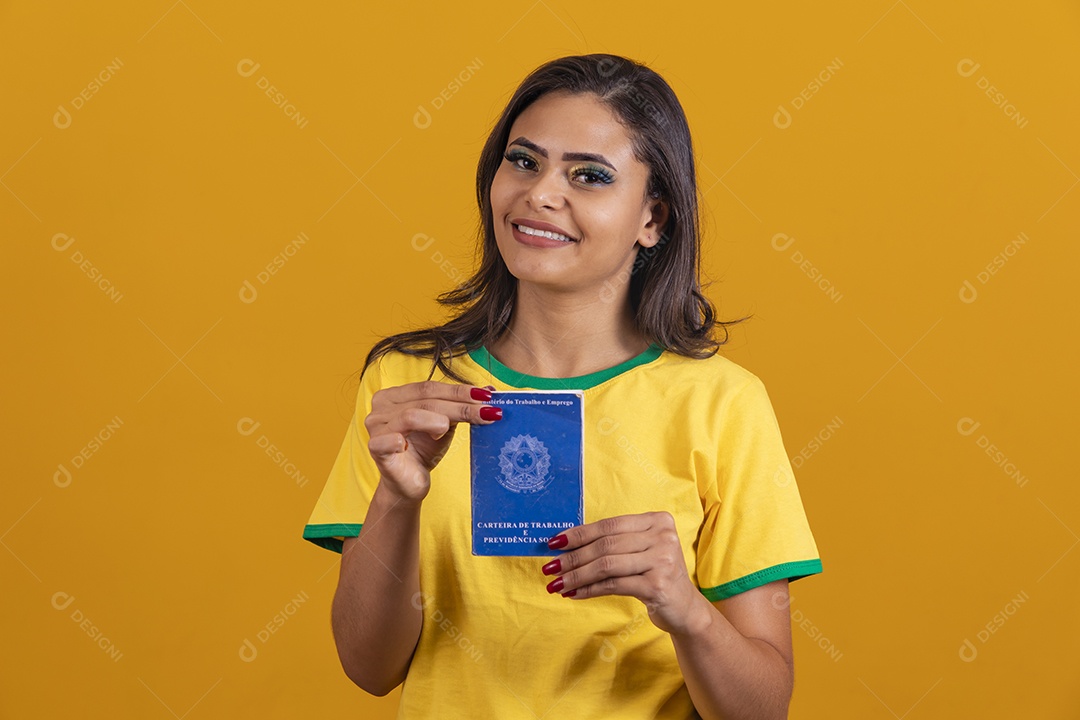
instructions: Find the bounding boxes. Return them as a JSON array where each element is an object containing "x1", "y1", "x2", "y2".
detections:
[{"x1": 524, "y1": 167, "x2": 566, "y2": 210}]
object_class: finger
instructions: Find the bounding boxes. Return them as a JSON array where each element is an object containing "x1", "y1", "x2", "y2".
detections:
[
  {"x1": 549, "y1": 511, "x2": 673, "y2": 551},
  {"x1": 561, "y1": 574, "x2": 655, "y2": 602},
  {"x1": 368, "y1": 432, "x2": 408, "y2": 460},
  {"x1": 371, "y1": 406, "x2": 454, "y2": 441},
  {"x1": 387, "y1": 399, "x2": 501, "y2": 438},
  {"x1": 541, "y1": 531, "x2": 651, "y2": 577},
  {"x1": 374, "y1": 380, "x2": 493, "y2": 409},
  {"x1": 553, "y1": 552, "x2": 655, "y2": 595}
]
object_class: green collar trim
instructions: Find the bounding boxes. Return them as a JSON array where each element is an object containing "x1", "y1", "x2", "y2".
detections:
[{"x1": 467, "y1": 343, "x2": 665, "y2": 390}]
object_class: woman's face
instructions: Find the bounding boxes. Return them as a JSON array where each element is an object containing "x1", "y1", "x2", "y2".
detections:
[{"x1": 489, "y1": 91, "x2": 667, "y2": 296}]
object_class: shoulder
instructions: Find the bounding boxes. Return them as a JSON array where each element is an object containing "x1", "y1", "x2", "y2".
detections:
[{"x1": 651, "y1": 348, "x2": 765, "y2": 396}]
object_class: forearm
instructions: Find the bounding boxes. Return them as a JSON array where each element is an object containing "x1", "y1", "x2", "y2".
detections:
[
  {"x1": 669, "y1": 594, "x2": 793, "y2": 720},
  {"x1": 332, "y1": 480, "x2": 423, "y2": 695}
]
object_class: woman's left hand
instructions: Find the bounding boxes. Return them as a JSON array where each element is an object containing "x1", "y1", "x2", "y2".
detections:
[{"x1": 542, "y1": 511, "x2": 705, "y2": 636}]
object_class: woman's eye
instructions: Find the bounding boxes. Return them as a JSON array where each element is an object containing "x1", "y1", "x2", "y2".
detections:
[
  {"x1": 574, "y1": 166, "x2": 614, "y2": 186},
  {"x1": 504, "y1": 150, "x2": 536, "y2": 170}
]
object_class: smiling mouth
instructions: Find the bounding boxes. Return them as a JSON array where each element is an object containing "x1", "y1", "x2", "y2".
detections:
[{"x1": 512, "y1": 223, "x2": 577, "y2": 243}]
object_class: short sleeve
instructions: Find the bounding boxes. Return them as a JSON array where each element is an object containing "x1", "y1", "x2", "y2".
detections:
[
  {"x1": 696, "y1": 376, "x2": 823, "y2": 601},
  {"x1": 301, "y1": 356, "x2": 385, "y2": 553}
]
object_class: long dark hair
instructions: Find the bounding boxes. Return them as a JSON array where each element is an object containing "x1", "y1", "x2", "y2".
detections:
[{"x1": 357, "y1": 53, "x2": 750, "y2": 386}]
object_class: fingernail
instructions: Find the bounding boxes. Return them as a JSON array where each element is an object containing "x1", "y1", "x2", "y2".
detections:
[
  {"x1": 485, "y1": 385, "x2": 496, "y2": 391},
  {"x1": 541, "y1": 559, "x2": 561, "y2": 576},
  {"x1": 471, "y1": 387, "x2": 493, "y2": 401},
  {"x1": 547, "y1": 534, "x2": 568, "y2": 549},
  {"x1": 546, "y1": 577, "x2": 564, "y2": 594},
  {"x1": 561, "y1": 590, "x2": 577, "y2": 598},
  {"x1": 480, "y1": 406, "x2": 502, "y2": 421}
]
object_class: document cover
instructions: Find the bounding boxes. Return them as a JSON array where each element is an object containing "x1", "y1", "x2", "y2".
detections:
[{"x1": 470, "y1": 390, "x2": 584, "y2": 556}]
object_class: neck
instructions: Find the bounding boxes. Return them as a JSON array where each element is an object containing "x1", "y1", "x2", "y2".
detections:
[{"x1": 487, "y1": 280, "x2": 650, "y2": 379}]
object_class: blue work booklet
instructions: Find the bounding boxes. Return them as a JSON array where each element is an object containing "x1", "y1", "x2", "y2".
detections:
[{"x1": 470, "y1": 390, "x2": 584, "y2": 556}]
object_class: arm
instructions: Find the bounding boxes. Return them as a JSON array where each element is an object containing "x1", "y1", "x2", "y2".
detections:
[
  {"x1": 332, "y1": 481, "x2": 423, "y2": 696},
  {"x1": 668, "y1": 580, "x2": 794, "y2": 720},
  {"x1": 329, "y1": 379, "x2": 500, "y2": 695}
]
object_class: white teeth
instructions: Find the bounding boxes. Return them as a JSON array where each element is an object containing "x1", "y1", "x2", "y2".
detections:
[{"x1": 516, "y1": 224, "x2": 574, "y2": 242}]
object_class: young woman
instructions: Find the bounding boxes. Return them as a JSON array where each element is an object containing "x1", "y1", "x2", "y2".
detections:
[{"x1": 304, "y1": 53, "x2": 823, "y2": 720}]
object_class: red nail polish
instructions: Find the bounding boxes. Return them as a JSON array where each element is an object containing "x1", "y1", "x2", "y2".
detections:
[
  {"x1": 546, "y1": 577, "x2": 564, "y2": 594},
  {"x1": 480, "y1": 406, "x2": 502, "y2": 421},
  {"x1": 547, "y1": 534, "x2": 568, "y2": 549},
  {"x1": 471, "y1": 387, "x2": 493, "y2": 401},
  {"x1": 542, "y1": 559, "x2": 561, "y2": 575},
  {"x1": 561, "y1": 590, "x2": 577, "y2": 598}
]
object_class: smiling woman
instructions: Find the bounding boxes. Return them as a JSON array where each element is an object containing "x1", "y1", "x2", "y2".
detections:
[
  {"x1": 303, "y1": 53, "x2": 823, "y2": 720},
  {"x1": 358, "y1": 54, "x2": 748, "y2": 381}
]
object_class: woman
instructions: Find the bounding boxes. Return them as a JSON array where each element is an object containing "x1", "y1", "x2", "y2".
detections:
[{"x1": 303, "y1": 53, "x2": 822, "y2": 719}]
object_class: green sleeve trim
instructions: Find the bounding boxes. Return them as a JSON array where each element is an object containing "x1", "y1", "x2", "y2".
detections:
[
  {"x1": 699, "y1": 559, "x2": 823, "y2": 601},
  {"x1": 302, "y1": 523, "x2": 363, "y2": 554}
]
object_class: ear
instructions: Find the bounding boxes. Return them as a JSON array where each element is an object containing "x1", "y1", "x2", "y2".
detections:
[{"x1": 638, "y1": 195, "x2": 669, "y2": 249}]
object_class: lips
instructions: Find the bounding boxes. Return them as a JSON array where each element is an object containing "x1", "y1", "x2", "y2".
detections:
[{"x1": 510, "y1": 217, "x2": 578, "y2": 242}]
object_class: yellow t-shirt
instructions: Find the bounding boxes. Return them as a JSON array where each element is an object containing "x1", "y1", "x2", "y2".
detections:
[{"x1": 303, "y1": 343, "x2": 823, "y2": 718}]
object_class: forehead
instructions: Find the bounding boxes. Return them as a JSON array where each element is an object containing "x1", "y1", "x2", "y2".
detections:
[{"x1": 507, "y1": 92, "x2": 640, "y2": 168}]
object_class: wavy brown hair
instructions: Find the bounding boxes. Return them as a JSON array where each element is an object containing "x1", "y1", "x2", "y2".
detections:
[{"x1": 356, "y1": 53, "x2": 750, "y2": 386}]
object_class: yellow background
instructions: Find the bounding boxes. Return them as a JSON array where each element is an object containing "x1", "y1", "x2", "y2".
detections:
[{"x1": 2, "y1": 1, "x2": 1077, "y2": 717}]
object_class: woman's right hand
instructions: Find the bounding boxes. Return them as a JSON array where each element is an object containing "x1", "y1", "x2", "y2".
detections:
[{"x1": 364, "y1": 381, "x2": 502, "y2": 502}]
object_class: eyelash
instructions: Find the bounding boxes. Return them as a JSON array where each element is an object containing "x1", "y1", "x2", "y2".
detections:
[{"x1": 503, "y1": 149, "x2": 614, "y2": 185}]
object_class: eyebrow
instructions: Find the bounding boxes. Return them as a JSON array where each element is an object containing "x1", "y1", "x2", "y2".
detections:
[{"x1": 507, "y1": 136, "x2": 618, "y2": 172}]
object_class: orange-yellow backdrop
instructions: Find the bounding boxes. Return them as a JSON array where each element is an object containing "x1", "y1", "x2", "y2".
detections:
[{"x1": 2, "y1": 1, "x2": 1078, "y2": 717}]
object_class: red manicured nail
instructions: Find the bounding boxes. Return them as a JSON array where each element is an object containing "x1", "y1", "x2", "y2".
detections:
[
  {"x1": 484, "y1": 385, "x2": 496, "y2": 391},
  {"x1": 546, "y1": 577, "x2": 564, "y2": 594},
  {"x1": 471, "y1": 387, "x2": 493, "y2": 401},
  {"x1": 561, "y1": 590, "x2": 577, "y2": 598},
  {"x1": 547, "y1": 534, "x2": 568, "y2": 549},
  {"x1": 542, "y1": 559, "x2": 561, "y2": 576},
  {"x1": 480, "y1": 406, "x2": 502, "y2": 421}
]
